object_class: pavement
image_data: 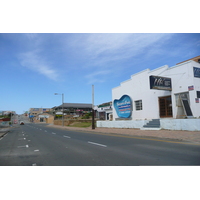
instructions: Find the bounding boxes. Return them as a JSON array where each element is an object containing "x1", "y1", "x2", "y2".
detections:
[{"x1": 47, "y1": 124, "x2": 200, "y2": 144}]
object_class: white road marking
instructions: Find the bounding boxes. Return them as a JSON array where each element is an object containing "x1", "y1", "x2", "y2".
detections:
[
  {"x1": 52, "y1": 132, "x2": 56, "y2": 134},
  {"x1": 34, "y1": 150, "x2": 39, "y2": 152},
  {"x1": 32, "y1": 163, "x2": 37, "y2": 166},
  {"x1": 0, "y1": 138, "x2": 3, "y2": 140},
  {"x1": 18, "y1": 138, "x2": 26, "y2": 140},
  {"x1": 18, "y1": 145, "x2": 29, "y2": 148},
  {"x1": 63, "y1": 135, "x2": 71, "y2": 138},
  {"x1": 45, "y1": 130, "x2": 47, "y2": 132},
  {"x1": 88, "y1": 141, "x2": 107, "y2": 147}
]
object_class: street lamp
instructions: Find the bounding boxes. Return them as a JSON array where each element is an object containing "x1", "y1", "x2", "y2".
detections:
[{"x1": 54, "y1": 93, "x2": 64, "y2": 126}]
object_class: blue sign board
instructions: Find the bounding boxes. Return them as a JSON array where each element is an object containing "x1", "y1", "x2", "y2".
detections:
[
  {"x1": 114, "y1": 95, "x2": 132, "y2": 118},
  {"x1": 194, "y1": 67, "x2": 200, "y2": 78}
]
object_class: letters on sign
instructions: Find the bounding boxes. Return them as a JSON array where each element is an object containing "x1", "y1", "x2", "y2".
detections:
[
  {"x1": 114, "y1": 95, "x2": 132, "y2": 118},
  {"x1": 149, "y1": 75, "x2": 172, "y2": 90}
]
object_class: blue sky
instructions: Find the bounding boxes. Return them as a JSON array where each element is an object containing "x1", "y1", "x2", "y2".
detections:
[{"x1": 0, "y1": 33, "x2": 200, "y2": 114}]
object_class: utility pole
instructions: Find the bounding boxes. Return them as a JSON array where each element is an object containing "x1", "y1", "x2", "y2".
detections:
[
  {"x1": 92, "y1": 85, "x2": 95, "y2": 129},
  {"x1": 62, "y1": 93, "x2": 64, "y2": 126}
]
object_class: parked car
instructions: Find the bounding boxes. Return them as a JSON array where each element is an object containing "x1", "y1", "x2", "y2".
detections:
[{"x1": 20, "y1": 121, "x2": 24, "y2": 125}]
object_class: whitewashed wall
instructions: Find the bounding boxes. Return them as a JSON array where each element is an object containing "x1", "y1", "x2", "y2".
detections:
[
  {"x1": 97, "y1": 120, "x2": 148, "y2": 129},
  {"x1": 97, "y1": 119, "x2": 200, "y2": 131},
  {"x1": 160, "y1": 119, "x2": 200, "y2": 131}
]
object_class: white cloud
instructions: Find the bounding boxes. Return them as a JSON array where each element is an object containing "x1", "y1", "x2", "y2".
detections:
[
  {"x1": 18, "y1": 50, "x2": 59, "y2": 81},
  {"x1": 85, "y1": 70, "x2": 111, "y2": 84},
  {"x1": 79, "y1": 33, "x2": 173, "y2": 83},
  {"x1": 83, "y1": 33, "x2": 173, "y2": 62}
]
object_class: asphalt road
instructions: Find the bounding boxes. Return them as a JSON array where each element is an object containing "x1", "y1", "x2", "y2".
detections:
[{"x1": 1, "y1": 122, "x2": 200, "y2": 166}]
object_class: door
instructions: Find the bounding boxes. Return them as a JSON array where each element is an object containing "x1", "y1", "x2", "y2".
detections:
[{"x1": 159, "y1": 96, "x2": 173, "y2": 117}]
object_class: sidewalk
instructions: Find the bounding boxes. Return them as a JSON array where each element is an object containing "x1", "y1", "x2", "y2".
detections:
[{"x1": 48, "y1": 124, "x2": 200, "y2": 144}]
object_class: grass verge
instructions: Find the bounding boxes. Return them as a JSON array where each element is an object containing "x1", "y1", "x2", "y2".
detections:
[{"x1": 68, "y1": 122, "x2": 93, "y2": 128}]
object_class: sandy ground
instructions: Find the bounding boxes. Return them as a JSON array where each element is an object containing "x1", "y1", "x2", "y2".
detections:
[{"x1": 47, "y1": 124, "x2": 200, "y2": 144}]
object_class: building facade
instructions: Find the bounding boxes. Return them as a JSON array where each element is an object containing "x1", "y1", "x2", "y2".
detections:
[
  {"x1": 54, "y1": 103, "x2": 92, "y2": 117},
  {"x1": 112, "y1": 56, "x2": 200, "y2": 121},
  {"x1": 94, "y1": 102, "x2": 113, "y2": 120},
  {"x1": 29, "y1": 108, "x2": 52, "y2": 117}
]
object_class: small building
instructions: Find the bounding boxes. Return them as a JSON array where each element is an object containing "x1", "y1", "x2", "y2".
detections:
[
  {"x1": 34, "y1": 113, "x2": 54, "y2": 124},
  {"x1": 29, "y1": 108, "x2": 52, "y2": 122},
  {"x1": 29, "y1": 108, "x2": 52, "y2": 117},
  {"x1": 95, "y1": 102, "x2": 113, "y2": 120}
]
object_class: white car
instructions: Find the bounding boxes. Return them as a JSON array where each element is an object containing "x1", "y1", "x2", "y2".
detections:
[{"x1": 20, "y1": 121, "x2": 24, "y2": 125}]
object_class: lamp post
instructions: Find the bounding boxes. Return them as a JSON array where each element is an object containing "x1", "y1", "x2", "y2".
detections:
[{"x1": 54, "y1": 93, "x2": 64, "y2": 126}]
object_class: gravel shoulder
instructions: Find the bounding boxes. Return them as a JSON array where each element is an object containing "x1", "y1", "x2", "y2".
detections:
[{"x1": 47, "y1": 124, "x2": 200, "y2": 144}]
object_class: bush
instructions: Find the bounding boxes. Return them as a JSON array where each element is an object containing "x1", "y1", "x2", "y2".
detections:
[
  {"x1": 81, "y1": 113, "x2": 92, "y2": 119},
  {"x1": 55, "y1": 115, "x2": 62, "y2": 119}
]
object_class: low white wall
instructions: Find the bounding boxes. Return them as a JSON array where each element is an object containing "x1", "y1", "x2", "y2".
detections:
[
  {"x1": 97, "y1": 120, "x2": 148, "y2": 129},
  {"x1": 160, "y1": 119, "x2": 200, "y2": 131},
  {"x1": 97, "y1": 119, "x2": 200, "y2": 131}
]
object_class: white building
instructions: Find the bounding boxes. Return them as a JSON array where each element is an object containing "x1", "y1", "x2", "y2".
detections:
[
  {"x1": 94, "y1": 102, "x2": 113, "y2": 120},
  {"x1": 97, "y1": 56, "x2": 200, "y2": 131}
]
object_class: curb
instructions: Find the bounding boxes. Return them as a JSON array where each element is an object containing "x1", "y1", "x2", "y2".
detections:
[{"x1": 0, "y1": 131, "x2": 9, "y2": 138}]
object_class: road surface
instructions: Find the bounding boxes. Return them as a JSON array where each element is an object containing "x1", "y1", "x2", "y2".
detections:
[{"x1": 0, "y1": 122, "x2": 200, "y2": 166}]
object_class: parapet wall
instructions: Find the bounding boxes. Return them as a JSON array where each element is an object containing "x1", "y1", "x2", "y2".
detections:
[
  {"x1": 160, "y1": 119, "x2": 200, "y2": 131},
  {"x1": 97, "y1": 119, "x2": 200, "y2": 131}
]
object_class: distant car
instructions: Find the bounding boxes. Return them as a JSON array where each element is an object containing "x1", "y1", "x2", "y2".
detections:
[{"x1": 20, "y1": 121, "x2": 24, "y2": 125}]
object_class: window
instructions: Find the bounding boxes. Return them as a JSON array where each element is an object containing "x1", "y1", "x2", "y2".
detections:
[
  {"x1": 197, "y1": 91, "x2": 200, "y2": 98},
  {"x1": 135, "y1": 100, "x2": 142, "y2": 110}
]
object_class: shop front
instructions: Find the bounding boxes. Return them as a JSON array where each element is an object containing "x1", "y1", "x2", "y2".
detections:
[
  {"x1": 112, "y1": 57, "x2": 200, "y2": 121},
  {"x1": 159, "y1": 96, "x2": 173, "y2": 118},
  {"x1": 98, "y1": 56, "x2": 200, "y2": 130}
]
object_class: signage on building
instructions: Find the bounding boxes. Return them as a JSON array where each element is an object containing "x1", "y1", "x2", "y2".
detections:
[
  {"x1": 149, "y1": 75, "x2": 172, "y2": 90},
  {"x1": 193, "y1": 67, "x2": 200, "y2": 78},
  {"x1": 188, "y1": 85, "x2": 194, "y2": 91},
  {"x1": 39, "y1": 115, "x2": 49, "y2": 118},
  {"x1": 114, "y1": 95, "x2": 132, "y2": 118}
]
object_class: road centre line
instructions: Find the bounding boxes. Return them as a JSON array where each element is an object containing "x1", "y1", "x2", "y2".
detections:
[
  {"x1": 18, "y1": 138, "x2": 26, "y2": 140},
  {"x1": 63, "y1": 135, "x2": 71, "y2": 138},
  {"x1": 52, "y1": 132, "x2": 56, "y2": 134},
  {"x1": 88, "y1": 141, "x2": 107, "y2": 147},
  {"x1": 18, "y1": 145, "x2": 29, "y2": 148}
]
